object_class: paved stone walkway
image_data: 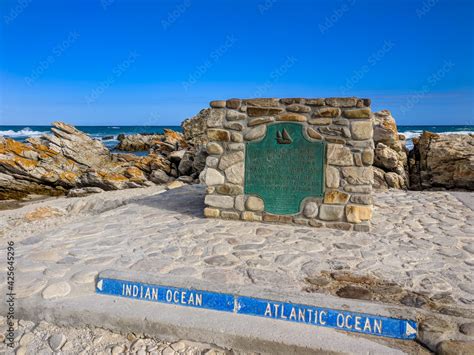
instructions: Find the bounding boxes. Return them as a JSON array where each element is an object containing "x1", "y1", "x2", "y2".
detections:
[
  {"x1": 1, "y1": 185, "x2": 474, "y2": 353},
  {"x1": 2, "y1": 185, "x2": 473, "y2": 313}
]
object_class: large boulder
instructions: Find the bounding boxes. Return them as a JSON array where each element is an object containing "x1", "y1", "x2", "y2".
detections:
[
  {"x1": 408, "y1": 132, "x2": 474, "y2": 190},
  {"x1": 372, "y1": 110, "x2": 409, "y2": 189}
]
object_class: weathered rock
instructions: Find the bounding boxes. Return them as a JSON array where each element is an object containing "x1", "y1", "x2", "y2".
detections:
[
  {"x1": 409, "y1": 132, "x2": 474, "y2": 190},
  {"x1": 226, "y1": 110, "x2": 247, "y2": 121},
  {"x1": 204, "y1": 207, "x2": 220, "y2": 218},
  {"x1": 218, "y1": 151, "x2": 244, "y2": 170},
  {"x1": 247, "y1": 107, "x2": 284, "y2": 117},
  {"x1": 244, "y1": 125, "x2": 266, "y2": 141},
  {"x1": 116, "y1": 133, "x2": 163, "y2": 151},
  {"x1": 319, "y1": 205, "x2": 344, "y2": 221},
  {"x1": 204, "y1": 195, "x2": 234, "y2": 209},
  {"x1": 372, "y1": 167, "x2": 388, "y2": 190},
  {"x1": 303, "y1": 201, "x2": 319, "y2": 218},
  {"x1": 341, "y1": 167, "x2": 374, "y2": 185},
  {"x1": 362, "y1": 148, "x2": 374, "y2": 166},
  {"x1": 242, "y1": 211, "x2": 262, "y2": 221},
  {"x1": 225, "y1": 122, "x2": 244, "y2": 131},
  {"x1": 326, "y1": 98, "x2": 358, "y2": 107},
  {"x1": 0, "y1": 120, "x2": 203, "y2": 200},
  {"x1": 181, "y1": 109, "x2": 208, "y2": 147},
  {"x1": 374, "y1": 143, "x2": 399, "y2": 170},
  {"x1": 327, "y1": 144, "x2": 354, "y2": 166},
  {"x1": 192, "y1": 147, "x2": 208, "y2": 173},
  {"x1": 343, "y1": 108, "x2": 371, "y2": 119},
  {"x1": 48, "y1": 334, "x2": 67, "y2": 351},
  {"x1": 313, "y1": 107, "x2": 341, "y2": 118},
  {"x1": 436, "y1": 340, "x2": 474, "y2": 355},
  {"x1": 307, "y1": 127, "x2": 323, "y2": 140},
  {"x1": 226, "y1": 98, "x2": 241, "y2": 109},
  {"x1": 207, "y1": 129, "x2": 230, "y2": 142},
  {"x1": 204, "y1": 168, "x2": 225, "y2": 186},
  {"x1": 345, "y1": 205, "x2": 373, "y2": 223},
  {"x1": 351, "y1": 121, "x2": 373, "y2": 140},
  {"x1": 225, "y1": 162, "x2": 244, "y2": 185},
  {"x1": 67, "y1": 187, "x2": 104, "y2": 197},
  {"x1": 177, "y1": 152, "x2": 194, "y2": 175},
  {"x1": 325, "y1": 166, "x2": 340, "y2": 188},
  {"x1": 231, "y1": 132, "x2": 243, "y2": 143},
  {"x1": 373, "y1": 110, "x2": 401, "y2": 148},
  {"x1": 385, "y1": 172, "x2": 405, "y2": 189},
  {"x1": 216, "y1": 184, "x2": 243, "y2": 195},
  {"x1": 168, "y1": 149, "x2": 186, "y2": 163},
  {"x1": 24, "y1": 206, "x2": 64, "y2": 221},
  {"x1": 234, "y1": 195, "x2": 245, "y2": 211},
  {"x1": 460, "y1": 322, "x2": 474, "y2": 336},
  {"x1": 276, "y1": 113, "x2": 307, "y2": 122},
  {"x1": 248, "y1": 117, "x2": 275, "y2": 126},
  {"x1": 207, "y1": 142, "x2": 224, "y2": 155},
  {"x1": 209, "y1": 100, "x2": 226, "y2": 108},
  {"x1": 244, "y1": 98, "x2": 280, "y2": 107},
  {"x1": 0, "y1": 123, "x2": 147, "y2": 199},
  {"x1": 324, "y1": 190, "x2": 350, "y2": 204},
  {"x1": 166, "y1": 180, "x2": 185, "y2": 189},
  {"x1": 304, "y1": 98, "x2": 325, "y2": 106},
  {"x1": 245, "y1": 196, "x2": 264, "y2": 211},
  {"x1": 286, "y1": 104, "x2": 311, "y2": 113},
  {"x1": 308, "y1": 117, "x2": 332, "y2": 125},
  {"x1": 371, "y1": 110, "x2": 409, "y2": 190},
  {"x1": 150, "y1": 129, "x2": 188, "y2": 153}
]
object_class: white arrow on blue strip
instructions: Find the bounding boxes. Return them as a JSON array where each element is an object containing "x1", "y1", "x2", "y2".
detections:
[
  {"x1": 97, "y1": 279, "x2": 103, "y2": 291},
  {"x1": 406, "y1": 322, "x2": 416, "y2": 336}
]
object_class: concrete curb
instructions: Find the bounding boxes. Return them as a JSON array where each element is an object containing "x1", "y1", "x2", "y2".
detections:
[
  {"x1": 15, "y1": 292, "x2": 409, "y2": 354},
  {"x1": 6, "y1": 270, "x2": 444, "y2": 353}
]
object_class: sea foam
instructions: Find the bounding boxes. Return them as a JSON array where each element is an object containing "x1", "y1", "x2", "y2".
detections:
[{"x1": 0, "y1": 127, "x2": 48, "y2": 138}]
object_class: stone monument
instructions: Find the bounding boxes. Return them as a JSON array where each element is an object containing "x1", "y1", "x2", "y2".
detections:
[{"x1": 201, "y1": 98, "x2": 374, "y2": 231}]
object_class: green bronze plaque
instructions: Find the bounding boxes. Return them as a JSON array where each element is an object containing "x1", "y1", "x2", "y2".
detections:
[{"x1": 244, "y1": 123, "x2": 325, "y2": 215}]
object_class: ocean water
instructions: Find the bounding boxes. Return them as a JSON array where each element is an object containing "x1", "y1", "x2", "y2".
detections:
[{"x1": 1, "y1": 125, "x2": 472, "y2": 151}]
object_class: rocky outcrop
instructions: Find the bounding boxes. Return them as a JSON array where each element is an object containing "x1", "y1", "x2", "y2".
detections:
[
  {"x1": 134, "y1": 124, "x2": 208, "y2": 182},
  {"x1": 0, "y1": 122, "x2": 197, "y2": 200},
  {"x1": 181, "y1": 108, "x2": 209, "y2": 148},
  {"x1": 372, "y1": 110, "x2": 409, "y2": 190},
  {"x1": 115, "y1": 133, "x2": 163, "y2": 151},
  {"x1": 409, "y1": 132, "x2": 474, "y2": 190},
  {"x1": 116, "y1": 129, "x2": 190, "y2": 153}
]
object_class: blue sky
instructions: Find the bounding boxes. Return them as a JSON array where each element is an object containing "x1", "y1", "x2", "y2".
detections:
[{"x1": 0, "y1": 0, "x2": 473, "y2": 126}]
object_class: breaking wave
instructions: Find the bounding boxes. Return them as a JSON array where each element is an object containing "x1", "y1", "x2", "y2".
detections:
[
  {"x1": 399, "y1": 128, "x2": 473, "y2": 149},
  {"x1": 0, "y1": 127, "x2": 48, "y2": 138}
]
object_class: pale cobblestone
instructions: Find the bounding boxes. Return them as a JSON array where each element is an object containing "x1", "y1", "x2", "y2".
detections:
[{"x1": 1, "y1": 185, "x2": 473, "y2": 315}]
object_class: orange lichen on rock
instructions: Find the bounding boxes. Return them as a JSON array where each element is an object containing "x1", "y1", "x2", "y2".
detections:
[
  {"x1": 163, "y1": 129, "x2": 188, "y2": 147},
  {"x1": 24, "y1": 206, "x2": 64, "y2": 221},
  {"x1": 59, "y1": 171, "x2": 79, "y2": 185},
  {"x1": 124, "y1": 167, "x2": 146, "y2": 181},
  {"x1": 12, "y1": 156, "x2": 39, "y2": 171},
  {"x1": 98, "y1": 171, "x2": 128, "y2": 182}
]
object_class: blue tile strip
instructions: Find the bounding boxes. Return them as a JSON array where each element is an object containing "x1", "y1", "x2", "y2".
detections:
[
  {"x1": 96, "y1": 277, "x2": 417, "y2": 340},
  {"x1": 96, "y1": 277, "x2": 234, "y2": 312}
]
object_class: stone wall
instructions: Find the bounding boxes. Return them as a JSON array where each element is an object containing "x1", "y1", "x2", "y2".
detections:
[{"x1": 201, "y1": 98, "x2": 374, "y2": 231}]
